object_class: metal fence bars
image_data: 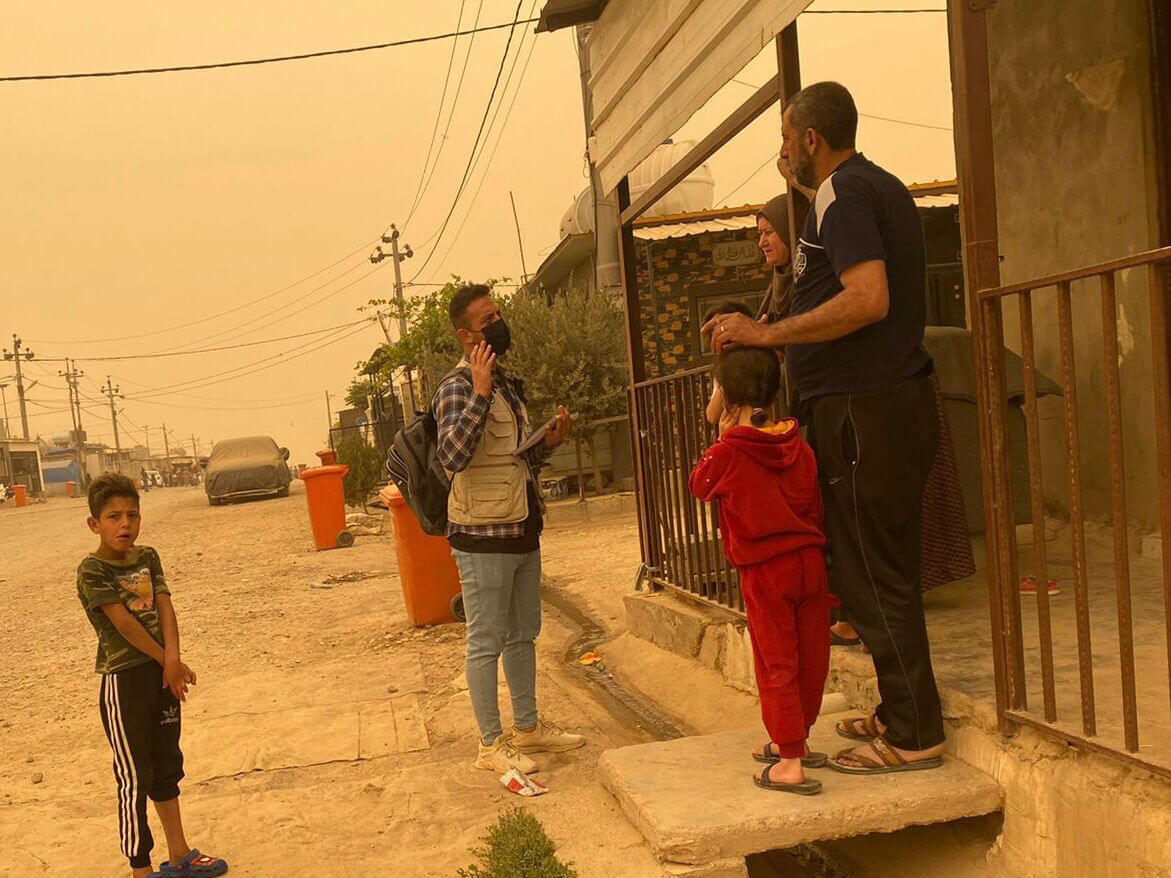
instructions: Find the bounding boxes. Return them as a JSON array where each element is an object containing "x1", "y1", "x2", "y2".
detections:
[
  {"x1": 633, "y1": 366, "x2": 743, "y2": 613},
  {"x1": 975, "y1": 246, "x2": 1171, "y2": 778}
]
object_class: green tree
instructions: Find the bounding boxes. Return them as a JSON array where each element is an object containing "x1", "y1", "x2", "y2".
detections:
[
  {"x1": 344, "y1": 379, "x2": 370, "y2": 412},
  {"x1": 335, "y1": 433, "x2": 382, "y2": 510},
  {"x1": 459, "y1": 808, "x2": 577, "y2": 878},
  {"x1": 505, "y1": 287, "x2": 628, "y2": 492},
  {"x1": 361, "y1": 279, "x2": 468, "y2": 392}
]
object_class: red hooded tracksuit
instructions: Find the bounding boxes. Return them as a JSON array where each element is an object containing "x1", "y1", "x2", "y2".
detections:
[{"x1": 689, "y1": 420, "x2": 831, "y2": 758}]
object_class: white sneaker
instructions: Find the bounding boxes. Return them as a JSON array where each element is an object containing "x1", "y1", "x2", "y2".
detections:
[
  {"x1": 511, "y1": 720, "x2": 586, "y2": 754},
  {"x1": 473, "y1": 736, "x2": 539, "y2": 774}
]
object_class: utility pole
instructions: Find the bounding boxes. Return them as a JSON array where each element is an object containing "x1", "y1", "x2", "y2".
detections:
[
  {"x1": 162, "y1": 423, "x2": 172, "y2": 486},
  {"x1": 370, "y1": 225, "x2": 414, "y2": 339},
  {"x1": 575, "y1": 24, "x2": 623, "y2": 297},
  {"x1": 101, "y1": 376, "x2": 125, "y2": 473},
  {"x1": 325, "y1": 391, "x2": 334, "y2": 450},
  {"x1": 191, "y1": 434, "x2": 198, "y2": 460},
  {"x1": 143, "y1": 425, "x2": 151, "y2": 458},
  {"x1": 0, "y1": 382, "x2": 10, "y2": 438},
  {"x1": 59, "y1": 358, "x2": 88, "y2": 482},
  {"x1": 509, "y1": 191, "x2": 530, "y2": 287},
  {"x1": 3, "y1": 334, "x2": 35, "y2": 439}
]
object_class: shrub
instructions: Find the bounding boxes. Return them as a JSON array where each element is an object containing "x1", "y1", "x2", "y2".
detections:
[
  {"x1": 458, "y1": 808, "x2": 577, "y2": 878},
  {"x1": 335, "y1": 433, "x2": 382, "y2": 509}
]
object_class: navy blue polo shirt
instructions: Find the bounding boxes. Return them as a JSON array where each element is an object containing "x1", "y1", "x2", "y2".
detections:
[{"x1": 785, "y1": 153, "x2": 931, "y2": 400}]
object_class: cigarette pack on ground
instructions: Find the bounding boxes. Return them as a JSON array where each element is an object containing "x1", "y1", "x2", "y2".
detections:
[{"x1": 500, "y1": 768, "x2": 549, "y2": 797}]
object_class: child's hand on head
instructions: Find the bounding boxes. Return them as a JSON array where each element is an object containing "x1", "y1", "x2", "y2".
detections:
[{"x1": 719, "y1": 408, "x2": 738, "y2": 437}]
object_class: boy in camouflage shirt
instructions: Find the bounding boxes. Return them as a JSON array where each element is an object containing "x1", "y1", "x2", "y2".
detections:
[{"x1": 77, "y1": 473, "x2": 227, "y2": 878}]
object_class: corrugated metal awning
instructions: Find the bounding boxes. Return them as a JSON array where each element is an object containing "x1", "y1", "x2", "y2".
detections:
[{"x1": 634, "y1": 215, "x2": 757, "y2": 241}]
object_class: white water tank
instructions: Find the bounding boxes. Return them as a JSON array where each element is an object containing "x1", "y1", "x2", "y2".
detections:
[{"x1": 560, "y1": 141, "x2": 715, "y2": 238}]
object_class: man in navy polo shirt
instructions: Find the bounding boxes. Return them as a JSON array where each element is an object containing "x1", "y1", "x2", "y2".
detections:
[{"x1": 707, "y1": 82, "x2": 945, "y2": 775}]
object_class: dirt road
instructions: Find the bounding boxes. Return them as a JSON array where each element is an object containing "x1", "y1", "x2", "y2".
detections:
[{"x1": 0, "y1": 483, "x2": 661, "y2": 877}]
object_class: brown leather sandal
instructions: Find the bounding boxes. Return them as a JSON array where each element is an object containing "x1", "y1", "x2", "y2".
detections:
[
  {"x1": 828, "y1": 736, "x2": 944, "y2": 775},
  {"x1": 834, "y1": 714, "x2": 882, "y2": 742}
]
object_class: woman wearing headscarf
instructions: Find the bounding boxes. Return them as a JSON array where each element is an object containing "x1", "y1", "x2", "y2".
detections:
[{"x1": 703, "y1": 193, "x2": 797, "y2": 427}]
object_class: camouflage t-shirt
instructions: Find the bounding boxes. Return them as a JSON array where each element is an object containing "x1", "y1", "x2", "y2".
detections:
[{"x1": 76, "y1": 546, "x2": 171, "y2": 674}]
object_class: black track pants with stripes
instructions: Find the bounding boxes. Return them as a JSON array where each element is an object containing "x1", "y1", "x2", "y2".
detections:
[
  {"x1": 99, "y1": 661, "x2": 184, "y2": 870},
  {"x1": 807, "y1": 373, "x2": 946, "y2": 752}
]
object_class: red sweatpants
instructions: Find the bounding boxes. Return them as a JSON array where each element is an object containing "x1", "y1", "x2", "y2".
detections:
[{"x1": 739, "y1": 547, "x2": 831, "y2": 758}]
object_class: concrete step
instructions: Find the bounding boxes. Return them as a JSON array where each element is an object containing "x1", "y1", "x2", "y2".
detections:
[{"x1": 598, "y1": 710, "x2": 1002, "y2": 870}]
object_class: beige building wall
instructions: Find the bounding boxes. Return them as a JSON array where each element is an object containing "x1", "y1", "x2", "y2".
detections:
[{"x1": 984, "y1": 0, "x2": 1162, "y2": 525}]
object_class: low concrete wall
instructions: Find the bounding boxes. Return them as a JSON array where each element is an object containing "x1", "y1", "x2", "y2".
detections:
[
  {"x1": 627, "y1": 588, "x2": 1171, "y2": 878},
  {"x1": 544, "y1": 491, "x2": 637, "y2": 526}
]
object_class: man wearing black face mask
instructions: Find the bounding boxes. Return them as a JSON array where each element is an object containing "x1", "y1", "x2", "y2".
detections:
[{"x1": 433, "y1": 283, "x2": 577, "y2": 776}]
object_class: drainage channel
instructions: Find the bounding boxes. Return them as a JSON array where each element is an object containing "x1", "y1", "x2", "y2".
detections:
[
  {"x1": 540, "y1": 578, "x2": 683, "y2": 743},
  {"x1": 541, "y1": 578, "x2": 846, "y2": 878}
]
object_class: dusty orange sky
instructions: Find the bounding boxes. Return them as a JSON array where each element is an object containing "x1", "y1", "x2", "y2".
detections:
[{"x1": 0, "y1": 2, "x2": 955, "y2": 464}]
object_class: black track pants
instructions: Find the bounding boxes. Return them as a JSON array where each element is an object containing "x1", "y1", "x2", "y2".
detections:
[
  {"x1": 98, "y1": 661, "x2": 184, "y2": 870},
  {"x1": 807, "y1": 374, "x2": 945, "y2": 751}
]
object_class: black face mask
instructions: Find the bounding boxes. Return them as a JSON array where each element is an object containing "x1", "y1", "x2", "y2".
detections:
[{"x1": 480, "y1": 318, "x2": 512, "y2": 358}]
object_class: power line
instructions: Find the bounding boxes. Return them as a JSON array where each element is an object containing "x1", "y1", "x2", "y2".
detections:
[
  {"x1": 125, "y1": 321, "x2": 377, "y2": 401},
  {"x1": 60, "y1": 318, "x2": 371, "y2": 362},
  {"x1": 0, "y1": 17, "x2": 542, "y2": 83},
  {"x1": 408, "y1": 1, "x2": 527, "y2": 282},
  {"x1": 715, "y1": 153, "x2": 777, "y2": 206},
  {"x1": 425, "y1": 0, "x2": 541, "y2": 282},
  {"x1": 26, "y1": 242, "x2": 374, "y2": 346},
  {"x1": 150, "y1": 260, "x2": 382, "y2": 355},
  {"x1": 803, "y1": 7, "x2": 945, "y2": 12},
  {"x1": 119, "y1": 395, "x2": 327, "y2": 413},
  {"x1": 402, "y1": 0, "x2": 474, "y2": 233},
  {"x1": 110, "y1": 374, "x2": 347, "y2": 405},
  {"x1": 729, "y1": 78, "x2": 952, "y2": 131}
]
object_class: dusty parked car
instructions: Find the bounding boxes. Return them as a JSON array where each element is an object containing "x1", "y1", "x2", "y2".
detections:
[{"x1": 205, "y1": 436, "x2": 292, "y2": 506}]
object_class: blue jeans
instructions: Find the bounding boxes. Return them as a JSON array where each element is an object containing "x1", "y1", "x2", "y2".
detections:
[{"x1": 452, "y1": 549, "x2": 542, "y2": 745}]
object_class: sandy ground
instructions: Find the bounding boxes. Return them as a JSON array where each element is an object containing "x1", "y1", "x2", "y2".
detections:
[{"x1": 0, "y1": 483, "x2": 661, "y2": 878}]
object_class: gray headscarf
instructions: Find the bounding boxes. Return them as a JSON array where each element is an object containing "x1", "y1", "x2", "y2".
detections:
[{"x1": 755, "y1": 193, "x2": 795, "y2": 322}]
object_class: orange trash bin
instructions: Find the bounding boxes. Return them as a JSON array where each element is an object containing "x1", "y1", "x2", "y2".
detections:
[
  {"x1": 380, "y1": 484, "x2": 462, "y2": 627},
  {"x1": 65, "y1": 481, "x2": 77, "y2": 498},
  {"x1": 13, "y1": 485, "x2": 27, "y2": 508},
  {"x1": 300, "y1": 449, "x2": 352, "y2": 550}
]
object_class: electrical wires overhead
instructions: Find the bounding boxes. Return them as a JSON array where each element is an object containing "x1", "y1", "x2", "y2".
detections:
[{"x1": 0, "y1": 17, "x2": 541, "y2": 83}]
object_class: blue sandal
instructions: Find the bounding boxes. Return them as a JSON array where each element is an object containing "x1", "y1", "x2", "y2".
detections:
[{"x1": 155, "y1": 849, "x2": 228, "y2": 876}]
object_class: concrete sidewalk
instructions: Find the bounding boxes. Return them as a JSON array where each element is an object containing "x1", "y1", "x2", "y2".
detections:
[{"x1": 598, "y1": 710, "x2": 1002, "y2": 874}]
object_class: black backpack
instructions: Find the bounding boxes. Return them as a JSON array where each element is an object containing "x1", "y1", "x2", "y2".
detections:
[{"x1": 385, "y1": 367, "x2": 469, "y2": 536}]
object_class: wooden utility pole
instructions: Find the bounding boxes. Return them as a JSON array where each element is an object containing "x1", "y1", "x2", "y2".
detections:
[
  {"x1": 3, "y1": 334, "x2": 34, "y2": 439},
  {"x1": 371, "y1": 226, "x2": 414, "y2": 339},
  {"x1": 143, "y1": 425, "x2": 151, "y2": 457},
  {"x1": 325, "y1": 391, "x2": 334, "y2": 449},
  {"x1": 102, "y1": 376, "x2": 124, "y2": 473},
  {"x1": 59, "y1": 358, "x2": 88, "y2": 482},
  {"x1": 162, "y1": 423, "x2": 172, "y2": 485},
  {"x1": 509, "y1": 191, "x2": 530, "y2": 286},
  {"x1": 191, "y1": 434, "x2": 198, "y2": 460}
]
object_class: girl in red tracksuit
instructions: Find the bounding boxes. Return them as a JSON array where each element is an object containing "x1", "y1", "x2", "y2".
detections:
[{"x1": 690, "y1": 346, "x2": 831, "y2": 796}]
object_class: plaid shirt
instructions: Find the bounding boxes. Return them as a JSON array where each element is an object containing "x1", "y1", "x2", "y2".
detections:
[{"x1": 433, "y1": 365, "x2": 551, "y2": 539}]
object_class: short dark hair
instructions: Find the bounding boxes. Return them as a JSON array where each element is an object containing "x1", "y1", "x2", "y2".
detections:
[
  {"x1": 787, "y1": 81, "x2": 858, "y2": 151},
  {"x1": 88, "y1": 472, "x2": 140, "y2": 518},
  {"x1": 714, "y1": 347, "x2": 781, "y2": 412},
  {"x1": 448, "y1": 283, "x2": 492, "y2": 329},
  {"x1": 701, "y1": 300, "x2": 755, "y2": 346}
]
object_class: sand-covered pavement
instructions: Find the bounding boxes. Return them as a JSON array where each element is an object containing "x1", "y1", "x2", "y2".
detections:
[{"x1": 0, "y1": 482, "x2": 661, "y2": 877}]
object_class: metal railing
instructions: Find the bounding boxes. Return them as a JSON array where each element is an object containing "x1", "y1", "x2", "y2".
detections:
[
  {"x1": 976, "y1": 245, "x2": 1171, "y2": 777},
  {"x1": 633, "y1": 366, "x2": 744, "y2": 614}
]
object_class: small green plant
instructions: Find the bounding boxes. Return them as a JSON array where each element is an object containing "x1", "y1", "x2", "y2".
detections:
[
  {"x1": 335, "y1": 433, "x2": 382, "y2": 510},
  {"x1": 458, "y1": 807, "x2": 577, "y2": 878}
]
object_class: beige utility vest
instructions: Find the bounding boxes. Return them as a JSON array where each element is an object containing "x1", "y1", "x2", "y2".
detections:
[{"x1": 446, "y1": 363, "x2": 530, "y2": 527}]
